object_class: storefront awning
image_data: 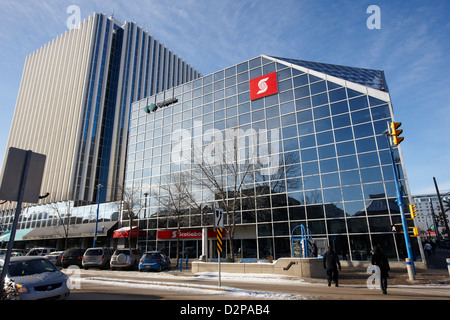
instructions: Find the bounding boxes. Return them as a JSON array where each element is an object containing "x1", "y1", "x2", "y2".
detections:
[
  {"x1": 113, "y1": 226, "x2": 146, "y2": 239},
  {"x1": 0, "y1": 228, "x2": 34, "y2": 242},
  {"x1": 22, "y1": 221, "x2": 118, "y2": 240}
]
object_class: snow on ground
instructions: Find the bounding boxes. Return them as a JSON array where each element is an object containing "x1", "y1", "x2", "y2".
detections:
[
  {"x1": 80, "y1": 268, "x2": 314, "y2": 285},
  {"x1": 192, "y1": 271, "x2": 312, "y2": 284},
  {"x1": 79, "y1": 276, "x2": 308, "y2": 300},
  {"x1": 74, "y1": 269, "x2": 450, "y2": 300}
]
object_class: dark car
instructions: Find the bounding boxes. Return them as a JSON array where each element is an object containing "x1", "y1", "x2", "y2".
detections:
[
  {"x1": 138, "y1": 251, "x2": 171, "y2": 272},
  {"x1": 61, "y1": 248, "x2": 86, "y2": 268}
]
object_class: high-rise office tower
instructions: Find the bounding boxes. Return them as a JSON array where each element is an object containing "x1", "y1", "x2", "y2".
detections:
[{"x1": 2, "y1": 13, "x2": 200, "y2": 207}]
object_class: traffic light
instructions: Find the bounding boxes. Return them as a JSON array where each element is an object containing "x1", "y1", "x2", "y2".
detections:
[
  {"x1": 389, "y1": 121, "x2": 404, "y2": 146},
  {"x1": 389, "y1": 121, "x2": 404, "y2": 145},
  {"x1": 393, "y1": 223, "x2": 418, "y2": 237},
  {"x1": 408, "y1": 203, "x2": 418, "y2": 219},
  {"x1": 409, "y1": 227, "x2": 419, "y2": 237}
]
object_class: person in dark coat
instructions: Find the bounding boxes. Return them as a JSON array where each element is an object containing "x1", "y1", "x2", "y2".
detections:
[
  {"x1": 323, "y1": 246, "x2": 341, "y2": 287},
  {"x1": 311, "y1": 243, "x2": 318, "y2": 257},
  {"x1": 371, "y1": 245, "x2": 390, "y2": 295}
]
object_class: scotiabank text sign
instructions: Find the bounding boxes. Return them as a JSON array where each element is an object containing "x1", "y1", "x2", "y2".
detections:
[
  {"x1": 157, "y1": 229, "x2": 225, "y2": 239},
  {"x1": 250, "y1": 72, "x2": 278, "y2": 100}
]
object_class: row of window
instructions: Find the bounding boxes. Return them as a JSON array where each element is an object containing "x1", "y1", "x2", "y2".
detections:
[
  {"x1": 137, "y1": 217, "x2": 400, "y2": 236},
  {"x1": 132, "y1": 83, "x2": 387, "y2": 130}
]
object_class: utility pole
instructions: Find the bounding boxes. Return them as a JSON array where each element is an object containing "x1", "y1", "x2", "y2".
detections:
[
  {"x1": 430, "y1": 201, "x2": 441, "y2": 240},
  {"x1": 433, "y1": 177, "x2": 450, "y2": 239}
]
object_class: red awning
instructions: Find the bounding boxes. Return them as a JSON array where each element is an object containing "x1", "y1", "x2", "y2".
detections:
[{"x1": 113, "y1": 226, "x2": 146, "y2": 239}]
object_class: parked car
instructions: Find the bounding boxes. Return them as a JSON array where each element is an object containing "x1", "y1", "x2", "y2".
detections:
[
  {"x1": 0, "y1": 256, "x2": 70, "y2": 300},
  {"x1": 110, "y1": 248, "x2": 141, "y2": 270},
  {"x1": 45, "y1": 251, "x2": 64, "y2": 266},
  {"x1": 61, "y1": 248, "x2": 86, "y2": 268},
  {"x1": 139, "y1": 251, "x2": 171, "y2": 272},
  {"x1": 82, "y1": 248, "x2": 113, "y2": 269},
  {"x1": 12, "y1": 249, "x2": 28, "y2": 257},
  {"x1": 0, "y1": 249, "x2": 27, "y2": 258},
  {"x1": 26, "y1": 248, "x2": 56, "y2": 256}
]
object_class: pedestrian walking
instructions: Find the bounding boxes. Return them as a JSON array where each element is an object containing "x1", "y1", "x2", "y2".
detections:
[
  {"x1": 323, "y1": 246, "x2": 341, "y2": 287},
  {"x1": 424, "y1": 242, "x2": 433, "y2": 257},
  {"x1": 371, "y1": 245, "x2": 390, "y2": 295}
]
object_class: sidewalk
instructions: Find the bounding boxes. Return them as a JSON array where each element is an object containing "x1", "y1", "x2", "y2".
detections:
[
  {"x1": 338, "y1": 266, "x2": 449, "y2": 286},
  {"x1": 340, "y1": 248, "x2": 450, "y2": 286},
  {"x1": 172, "y1": 264, "x2": 449, "y2": 287},
  {"x1": 424, "y1": 248, "x2": 449, "y2": 269},
  {"x1": 171, "y1": 250, "x2": 450, "y2": 287}
]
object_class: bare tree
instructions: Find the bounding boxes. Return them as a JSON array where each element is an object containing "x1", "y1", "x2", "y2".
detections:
[
  {"x1": 154, "y1": 172, "x2": 193, "y2": 265},
  {"x1": 192, "y1": 135, "x2": 302, "y2": 260},
  {"x1": 49, "y1": 194, "x2": 74, "y2": 250},
  {"x1": 191, "y1": 129, "x2": 258, "y2": 261},
  {"x1": 116, "y1": 185, "x2": 145, "y2": 248}
]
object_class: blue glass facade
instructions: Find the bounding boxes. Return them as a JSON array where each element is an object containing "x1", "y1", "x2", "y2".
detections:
[{"x1": 127, "y1": 55, "x2": 419, "y2": 261}]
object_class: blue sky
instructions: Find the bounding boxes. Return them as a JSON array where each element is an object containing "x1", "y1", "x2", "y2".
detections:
[{"x1": 0, "y1": 0, "x2": 449, "y2": 196}]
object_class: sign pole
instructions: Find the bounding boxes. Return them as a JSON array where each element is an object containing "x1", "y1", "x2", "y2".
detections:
[
  {"x1": 214, "y1": 208, "x2": 224, "y2": 288},
  {"x1": 0, "y1": 151, "x2": 32, "y2": 293},
  {"x1": 217, "y1": 227, "x2": 222, "y2": 287}
]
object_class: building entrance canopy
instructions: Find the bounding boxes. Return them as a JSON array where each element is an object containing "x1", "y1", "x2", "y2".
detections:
[{"x1": 113, "y1": 226, "x2": 146, "y2": 239}]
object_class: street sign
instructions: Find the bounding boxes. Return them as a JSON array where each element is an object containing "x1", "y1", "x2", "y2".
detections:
[
  {"x1": 0, "y1": 147, "x2": 46, "y2": 203},
  {"x1": 216, "y1": 228, "x2": 223, "y2": 253},
  {"x1": 214, "y1": 208, "x2": 223, "y2": 229}
]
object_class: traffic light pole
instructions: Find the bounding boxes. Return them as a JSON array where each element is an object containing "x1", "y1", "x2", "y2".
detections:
[{"x1": 385, "y1": 129, "x2": 416, "y2": 274}]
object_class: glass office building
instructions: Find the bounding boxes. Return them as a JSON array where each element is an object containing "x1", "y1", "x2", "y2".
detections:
[
  {"x1": 125, "y1": 55, "x2": 418, "y2": 261},
  {"x1": 2, "y1": 13, "x2": 200, "y2": 209}
]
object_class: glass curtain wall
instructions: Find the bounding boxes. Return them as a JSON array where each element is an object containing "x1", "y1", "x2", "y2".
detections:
[{"x1": 126, "y1": 55, "x2": 417, "y2": 261}]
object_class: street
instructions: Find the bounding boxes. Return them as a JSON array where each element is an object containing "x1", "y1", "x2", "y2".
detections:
[{"x1": 65, "y1": 267, "x2": 450, "y2": 301}]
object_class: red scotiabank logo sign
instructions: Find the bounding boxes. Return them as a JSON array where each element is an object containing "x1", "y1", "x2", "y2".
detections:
[
  {"x1": 157, "y1": 229, "x2": 225, "y2": 239},
  {"x1": 250, "y1": 72, "x2": 278, "y2": 100}
]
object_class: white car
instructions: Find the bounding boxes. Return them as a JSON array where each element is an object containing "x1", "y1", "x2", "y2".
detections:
[
  {"x1": 26, "y1": 247, "x2": 56, "y2": 256},
  {"x1": 1, "y1": 256, "x2": 70, "y2": 300},
  {"x1": 45, "y1": 251, "x2": 64, "y2": 266}
]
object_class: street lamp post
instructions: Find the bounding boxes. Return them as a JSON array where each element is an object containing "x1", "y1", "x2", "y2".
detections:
[{"x1": 93, "y1": 184, "x2": 103, "y2": 248}]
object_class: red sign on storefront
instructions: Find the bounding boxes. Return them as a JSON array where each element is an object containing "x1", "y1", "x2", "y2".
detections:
[
  {"x1": 249, "y1": 72, "x2": 278, "y2": 100},
  {"x1": 157, "y1": 229, "x2": 225, "y2": 239}
]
